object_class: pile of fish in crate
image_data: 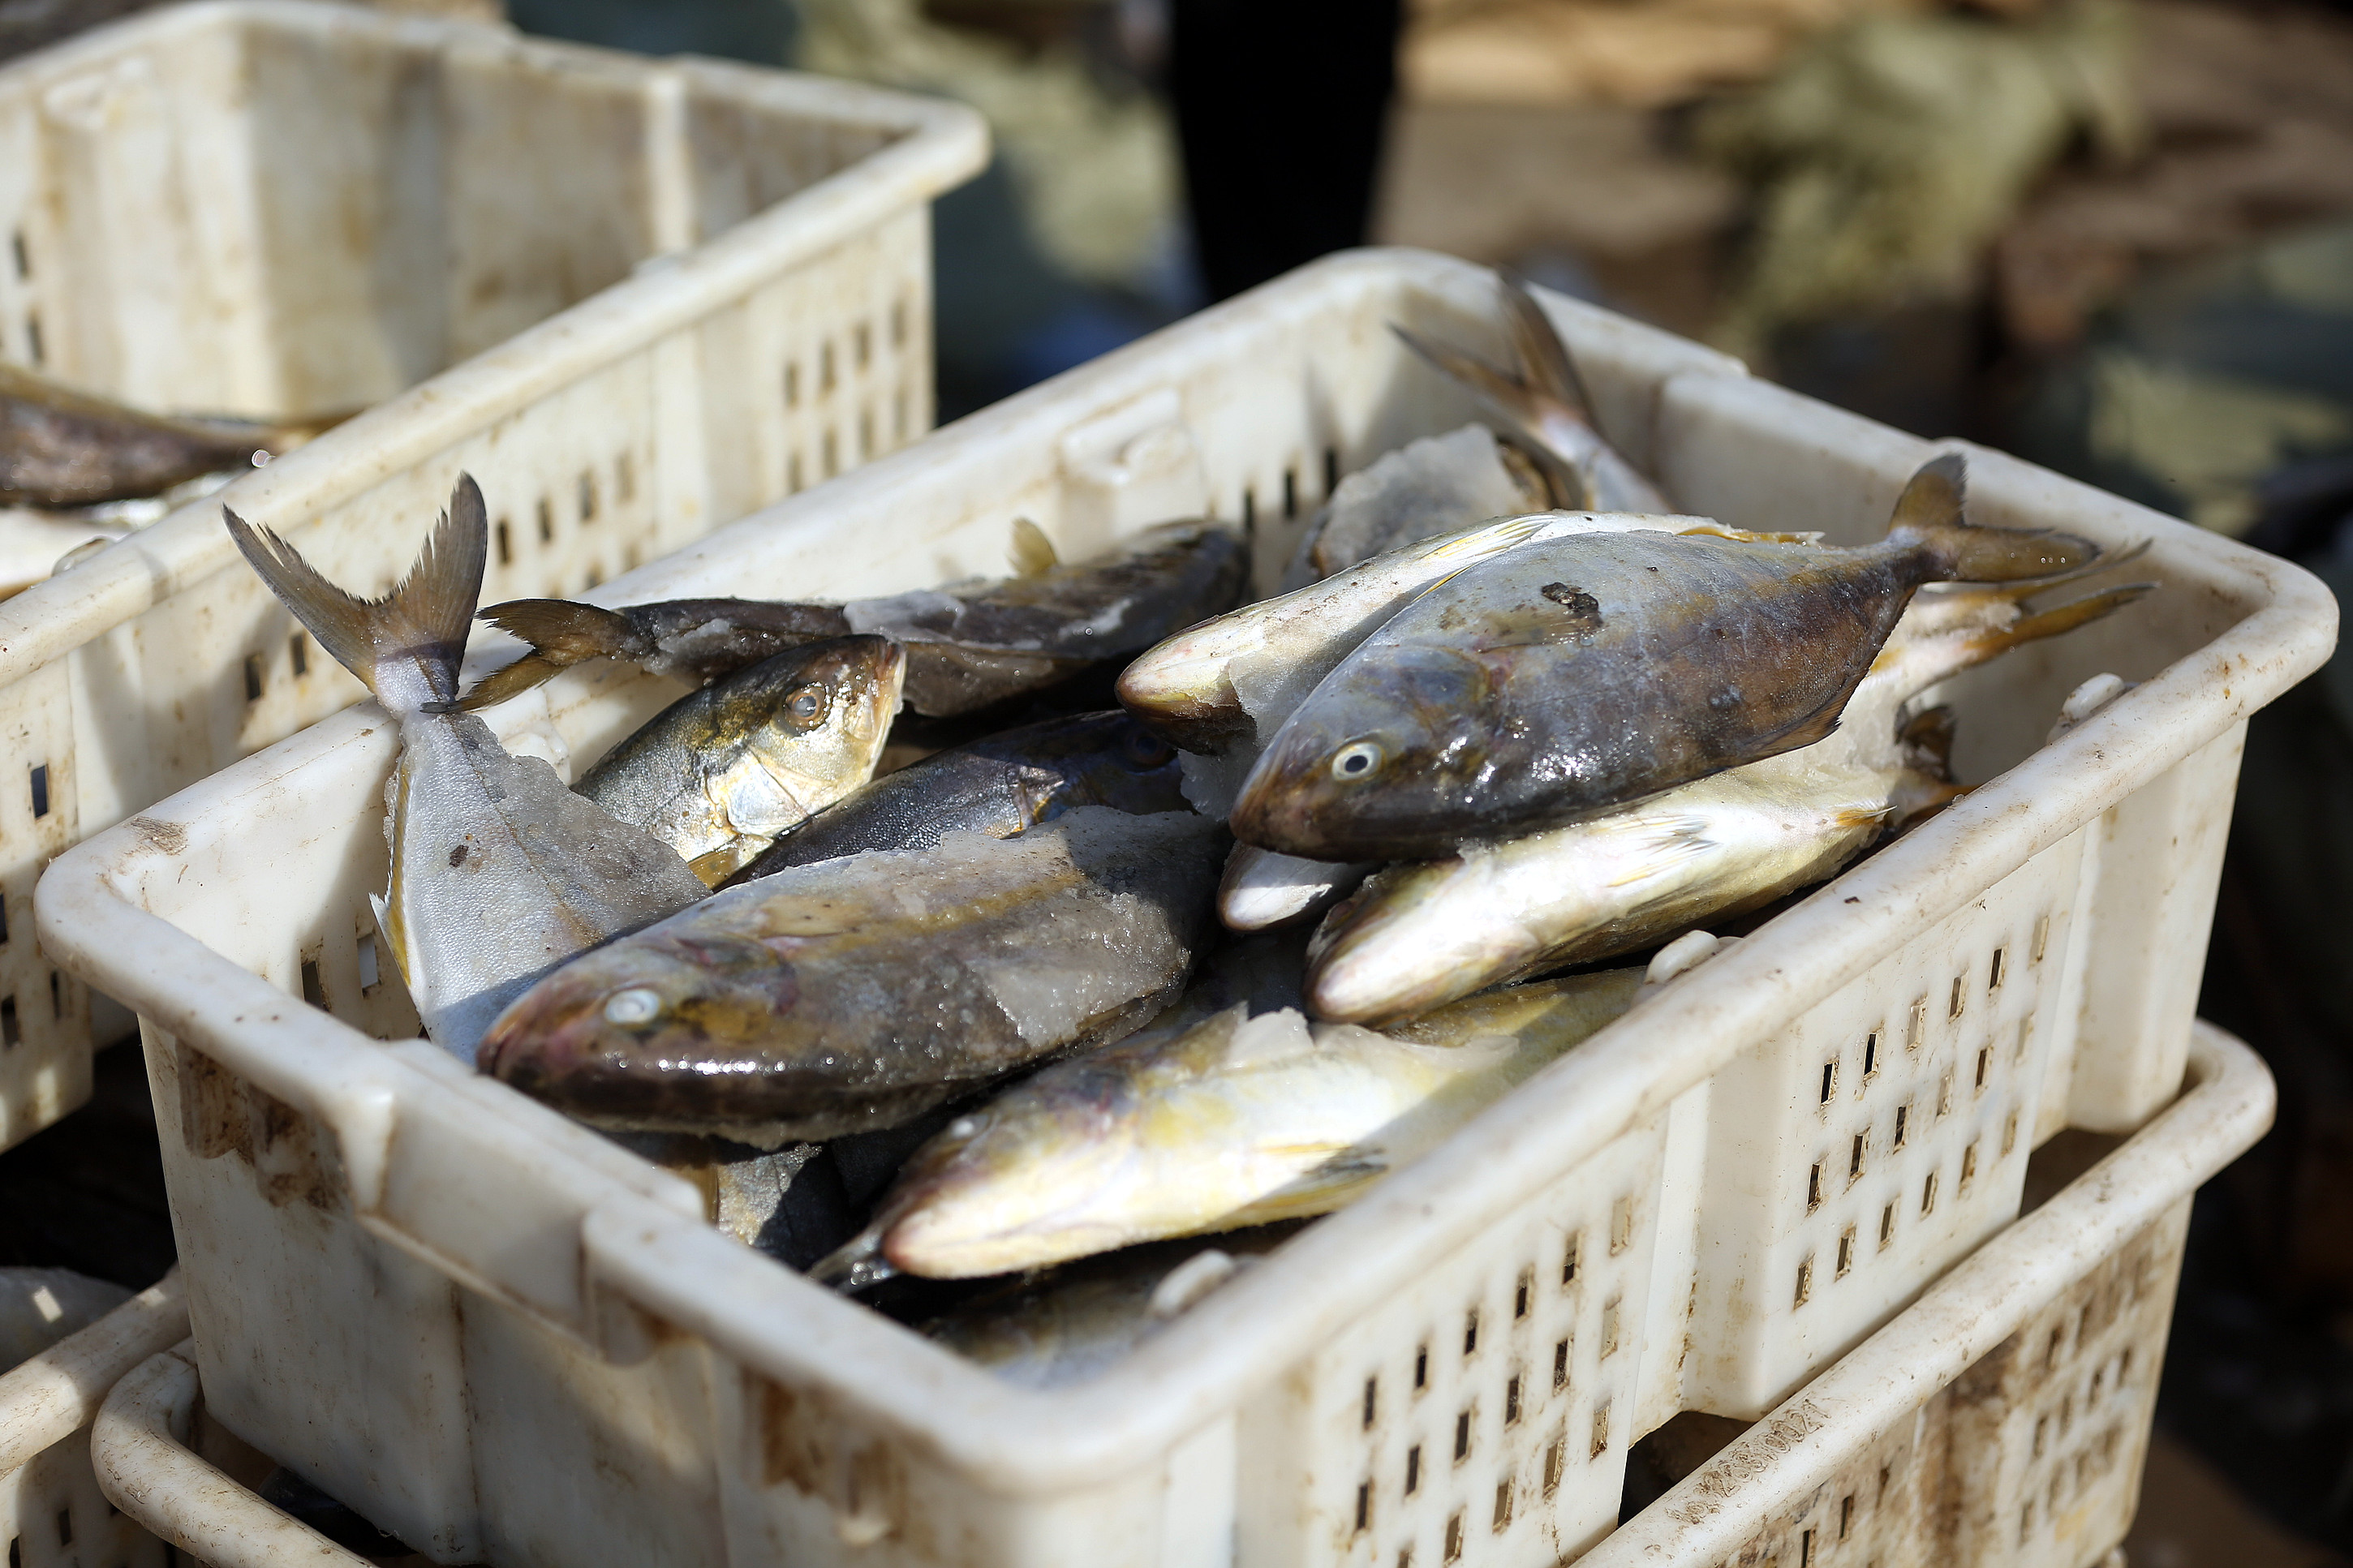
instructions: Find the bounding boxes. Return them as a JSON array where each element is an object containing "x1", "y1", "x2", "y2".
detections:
[
  {"x1": 30, "y1": 247, "x2": 2329, "y2": 1568},
  {"x1": 221, "y1": 274, "x2": 2157, "y2": 1361}
]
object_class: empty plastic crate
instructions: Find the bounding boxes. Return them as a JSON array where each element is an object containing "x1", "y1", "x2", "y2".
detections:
[
  {"x1": 0, "y1": 0, "x2": 984, "y2": 1150},
  {"x1": 34, "y1": 248, "x2": 2337, "y2": 1566}
]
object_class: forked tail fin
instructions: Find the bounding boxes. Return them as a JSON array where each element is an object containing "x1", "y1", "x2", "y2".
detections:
[
  {"x1": 226, "y1": 474, "x2": 487, "y2": 715},
  {"x1": 459, "y1": 599, "x2": 642, "y2": 711},
  {"x1": 1968, "y1": 581, "x2": 2157, "y2": 665},
  {"x1": 1388, "y1": 322, "x2": 1594, "y2": 510},
  {"x1": 1498, "y1": 271, "x2": 1599, "y2": 422},
  {"x1": 1887, "y1": 453, "x2": 2101, "y2": 583}
]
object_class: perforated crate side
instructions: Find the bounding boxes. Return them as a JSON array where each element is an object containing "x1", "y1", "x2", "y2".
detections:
[
  {"x1": 144, "y1": 1017, "x2": 738, "y2": 1567},
  {"x1": 1237, "y1": 1116, "x2": 1671, "y2": 1568},
  {"x1": 1944, "y1": 1203, "x2": 2187, "y2": 1565},
  {"x1": 1680, "y1": 840, "x2": 2091, "y2": 1420},
  {"x1": 0, "y1": 661, "x2": 88, "y2": 1150},
  {"x1": 3, "y1": 1421, "x2": 168, "y2": 1568},
  {"x1": 1686, "y1": 1392, "x2": 1958, "y2": 1568},
  {"x1": 1673, "y1": 1203, "x2": 2190, "y2": 1568}
]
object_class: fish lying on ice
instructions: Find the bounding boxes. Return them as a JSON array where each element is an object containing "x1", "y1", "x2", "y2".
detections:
[
  {"x1": 1232, "y1": 454, "x2": 2106, "y2": 861},
  {"x1": 814, "y1": 965, "x2": 1643, "y2": 1284},
  {"x1": 1116, "y1": 509, "x2": 1766, "y2": 761},
  {"x1": 462, "y1": 520, "x2": 1249, "y2": 716},
  {"x1": 575, "y1": 635, "x2": 905, "y2": 885},
  {"x1": 726, "y1": 709, "x2": 1186, "y2": 881},
  {"x1": 226, "y1": 477, "x2": 710, "y2": 1059},
  {"x1": 478, "y1": 806, "x2": 1228, "y2": 1144},
  {"x1": 1302, "y1": 574, "x2": 2154, "y2": 1022}
]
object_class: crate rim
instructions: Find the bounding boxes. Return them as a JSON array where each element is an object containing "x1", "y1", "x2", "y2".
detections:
[
  {"x1": 32, "y1": 248, "x2": 2338, "y2": 1499},
  {"x1": 0, "y1": 0, "x2": 989, "y2": 679}
]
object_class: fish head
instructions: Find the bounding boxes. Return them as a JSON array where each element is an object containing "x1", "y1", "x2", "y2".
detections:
[
  {"x1": 1115, "y1": 626, "x2": 1254, "y2": 753},
  {"x1": 756, "y1": 634, "x2": 905, "y2": 753},
  {"x1": 1305, "y1": 859, "x2": 1549, "y2": 1024},
  {"x1": 476, "y1": 928, "x2": 812, "y2": 1124},
  {"x1": 1229, "y1": 645, "x2": 1497, "y2": 861},
  {"x1": 875, "y1": 1051, "x2": 1150, "y2": 1278}
]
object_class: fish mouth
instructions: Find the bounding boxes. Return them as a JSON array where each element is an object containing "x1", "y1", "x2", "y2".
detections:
[
  {"x1": 1114, "y1": 664, "x2": 1249, "y2": 752},
  {"x1": 1229, "y1": 755, "x2": 1361, "y2": 861}
]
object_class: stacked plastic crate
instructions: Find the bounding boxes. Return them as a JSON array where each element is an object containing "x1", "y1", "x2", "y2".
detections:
[
  {"x1": 19, "y1": 244, "x2": 2333, "y2": 1565},
  {"x1": 0, "y1": 2, "x2": 983, "y2": 1560}
]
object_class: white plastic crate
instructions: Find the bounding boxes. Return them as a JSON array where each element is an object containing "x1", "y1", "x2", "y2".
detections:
[
  {"x1": 32, "y1": 248, "x2": 2335, "y2": 1567},
  {"x1": 0, "y1": 0, "x2": 985, "y2": 1150},
  {"x1": 80, "y1": 1027, "x2": 2273, "y2": 1568},
  {"x1": 0, "y1": 1270, "x2": 188, "y2": 1568}
]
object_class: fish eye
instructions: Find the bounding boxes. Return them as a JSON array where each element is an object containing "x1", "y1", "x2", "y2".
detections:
[
  {"x1": 783, "y1": 685, "x2": 828, "y2": 728},
  {"x1": 603, "y1": 987, "x2": 664, "y2": 1027},
  {"x1": 1121, "y1": 728, "x2": 1175, "y2": 768},
  {"x1": 1330, "y1": 740, "x2": 1386, "y2": 782}
]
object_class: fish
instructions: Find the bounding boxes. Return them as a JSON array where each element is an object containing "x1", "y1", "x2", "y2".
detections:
[
  {"x1": 226, "y1": 477, "x2": 712, "y2": 1059},
  {"x1": 1391, "y1": 273, "x2": 1670, "y2": 515},
  {"x1": 2, "y1": 361, "x2": 308, "y2": 507},
  {"x1": 724, "y1": 710, "x2": 1185, "y2": 882},
  {"x1": 1302, "y1": 577, "x2": 2154, "y2": 1022},
  {"x1": 813, "y1": 966, "x2": 1645, "y2": 1284},
  {"x1": 461, "y1": 520, "x2": 1250, "y2": 715},
  {"x1": 919, "y1": 1232, "x2": 1293, "y2": 1388},
  {"x1": 476, "y1": 805, "x2": 1230, "y2": 1145},
  {"x1": 1217, "y1": 844, "x2": 1374, "y2": 932},
  {"x1": 1231, "y1": 454, "x2": 2106, "y2": 861},
  {"x1": 1116, "y1": 509, "x2": 1753, "y2": 759},
  {"x1": 1284, "y1": 423, "x2": 1553, "y2": 588},
  {"x1": 574, "y1": 636, "x2": 905, "y2": 886}
]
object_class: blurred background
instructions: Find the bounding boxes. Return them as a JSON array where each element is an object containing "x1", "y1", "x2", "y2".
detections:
[{"x1": 4, "y1": 0, "x2": 2351, "y2": 1558}]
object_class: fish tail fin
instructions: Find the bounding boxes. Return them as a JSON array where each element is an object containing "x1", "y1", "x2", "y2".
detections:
[
  {"x1": 1390, "y1": 322, "x2": 1528, "y2": 416},
  {"x1": 458, "y1": 598, "x2": 641, "y2": 711},
  {"x1": 226, "y1": 473, "x2": 487, "y2": 710},
  {"x1": 1390, "y1": 321, "x2": 1596, "y2": 510},
  {"x1": 1977, "y1": 535, "x2": 2154, "y2": 599},
  {"x1": 1498, "y1": 271, "x2": 1599, "y2": 421},
  {"x1": 1970, "y1": 581, "x2": 2158, "y2": 666},
  {"x1": 1887, "y1": 453, "x2": 2101, "y2": 583}
]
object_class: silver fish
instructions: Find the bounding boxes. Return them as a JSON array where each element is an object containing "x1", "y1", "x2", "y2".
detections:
[
  {"x1": 476, "y1": 806, "x2": 1229, "y2": 1145},
  {"x1": 575, "y1": 635, "x2": 905, "y2": 886},
  {"x1": 815, "y1": 967, "x2": 1644, "y2": 1283},
  {"x1": 226, "y1": 478, "x2": 710, "y2": 1059},
  {"x1": 1116, "y1": 510, "x2": 1738, "y2": 760},
  {"x1": 1232, "y1": 455, "x2": 2106, "y2": 861},
  {"x1": 1303, "y1": 577, "x2": 2154, "y2": 1023}
]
